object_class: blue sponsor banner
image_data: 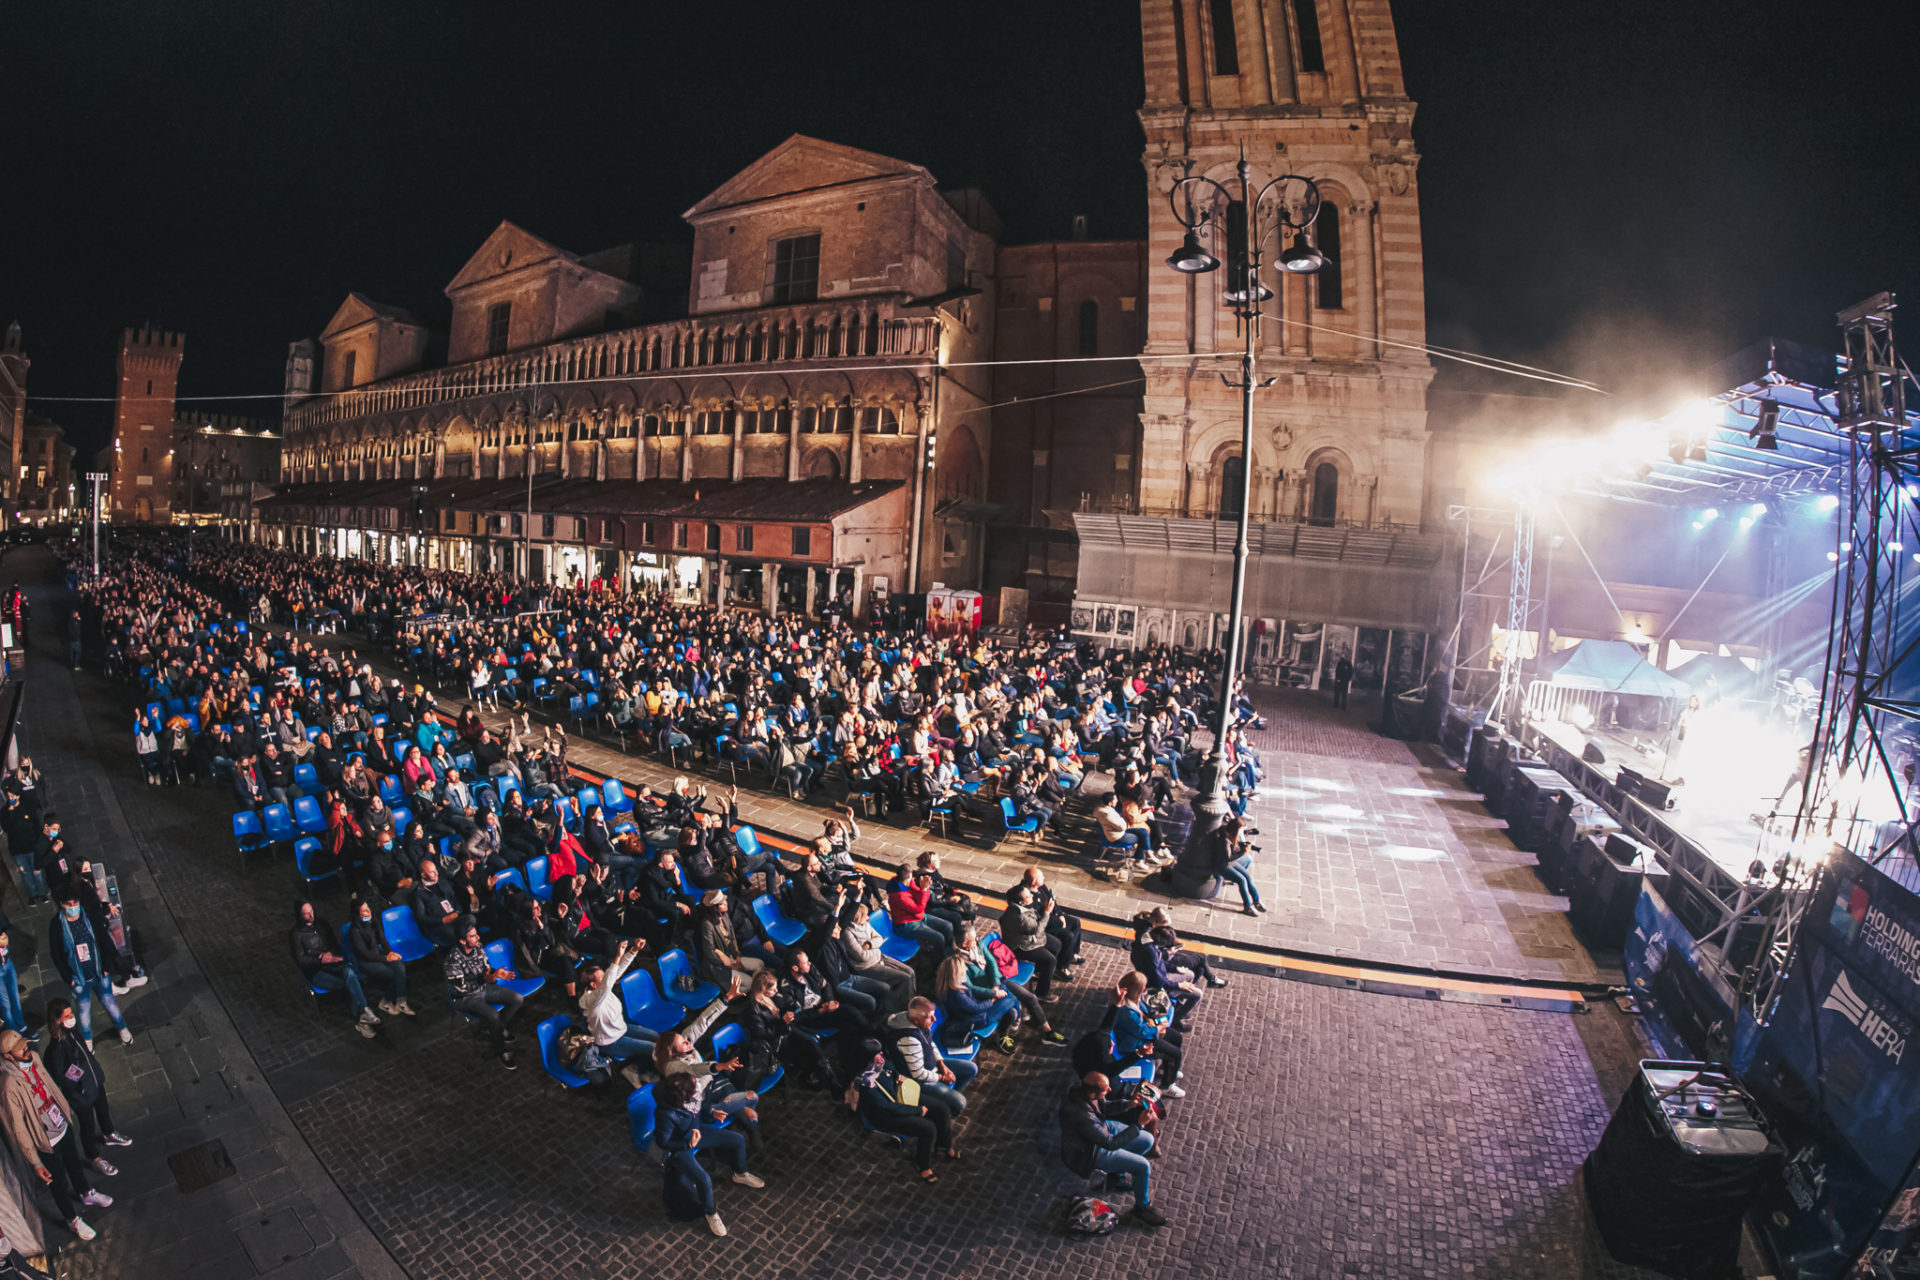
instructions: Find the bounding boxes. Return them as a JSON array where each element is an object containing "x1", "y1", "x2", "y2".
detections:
[
  {"x1": 1745, "y1": 852, "x2": 1920, "y2": 1277},
  {"x1": 1626, "y1": 882, "x2": 1734, "y2": 1060}
]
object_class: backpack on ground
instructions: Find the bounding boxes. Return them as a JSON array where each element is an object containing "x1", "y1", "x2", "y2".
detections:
[{"x1": 1065, "y1": 1195, "x2": 1119, "y2": 1237}]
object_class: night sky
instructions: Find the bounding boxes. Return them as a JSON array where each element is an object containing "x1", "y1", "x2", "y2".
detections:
[{"x1": 6, "y1": 0, "x2": 1918, "y2": 459}]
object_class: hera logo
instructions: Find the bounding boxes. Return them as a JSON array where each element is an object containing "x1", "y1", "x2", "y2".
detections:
[{"x1": 1823, "y1": 970, "x2": 1907, "y2": 1063}]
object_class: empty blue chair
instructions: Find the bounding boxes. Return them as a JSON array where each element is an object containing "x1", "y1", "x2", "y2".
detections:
[
  {"x1": 305, "y1": 725, "x2": 321, "y2": 743},
  {"x1": 184, "y1": 712, "x2": 201, "y2": 734},
  {"x1": 454, "y1": 753, "x2": 476, "y2": 776},
  {"x1": 734, "y1": 826, "x2": 762, "y2": 860},
  {"x1": 870, "y1": 910, "x2": 921, "y2": 963},
  {"x1": 999, "y1": 797, "x2": 1042, "y2": 841},
  {"x1": 656, "y1": 948, "x2": 719, "y2": 1010},
  {"x1": 165, "y1": 697, "x2": 186, "y2": 719},
  {"x1": 294, "y1": 762, "x2": 320, "y2": 793},
  {"x1": 292, "y1": 794, "x2": 327, "y2": 836},
  {"x1": 233, "y1": 809, "x2": 270, "y2": 857},
  {"x1": 711, "y1": 1022, "x2": 782, "y2": 1094},
  {"x1": 372, "y1": 712, "x2": 388, "y2": 727},
  {"x1": 525, "y1": 856, "x2": 553, "y2": 902},
  {"x1": 484, "y1": 939, "x2": 546, "y2": 999},
  {"x1": 293, "y1": 836, "x2": 335, "y2": 885},
  {"x1": 575, "y1": 785, "x2": 602, "y2": 814},
  {"x1": 536, "y1": 1015, "x2": 591, "y2": 1088},
  {"x1": 601, "y1": 778, "x2": 634, "y2": 816},
  {"x1": 618, "y1": 969, "x2": 687, "y2": 1035},
  {"x1": 490, "y1": 867, "x2": 528, "y2": 897},
  {"x1": 390, "y1": 806, "x2": 413, "y2": 835},
  {"x1": 391, "y1": 741, "x2": 410, "y2": 765},
  {"x1": 753, "y1": 894, "x2": 805, "y2": 947},
  {"x1": 627, "y1": 1083, "x2": 658, "y2": 1150},
  {"x1": 262, "y1": 802, "x2": 297, "y2": 845},
  {"x1": 378, "y1": 775, "x2": 403, "y2": 807},
  {"x1": 380, "y1": 906, "x2": 436, "y2": 962}
]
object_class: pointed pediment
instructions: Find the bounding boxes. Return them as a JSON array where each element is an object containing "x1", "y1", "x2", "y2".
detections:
[
  {"x1": 321, "y1": 292, "x2": 422, "y2": 340},
  {"x1": 684, "y1": 135, "x2": 932, "y2": 220},
  {"x1": 445, "y1": 221, "x2": 578, "y2": 295}
]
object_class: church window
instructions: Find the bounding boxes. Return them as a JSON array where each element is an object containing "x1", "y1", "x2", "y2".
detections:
[
  {"x1": 769, "y1": 234, "x2": 821, "y2": 304},
  {"x1": 486, "y1": 302, "x2": 512, "y2": 357},
  {"x1": 1209, "y1": 0, "x2": 1240, "y2": 75},
  {"x1": 1078, "y1": 300, "x2": 1100, "y2": 357},
  {"x1": 1314, "y1": 204, "x2": 1343, "y2": 309},
  {"x1": 1294, "y1": 0, "x2": 1325, "y2": 73},
  {"x1": 1310, "y1": 462, "x2": 1339, "y2": 526},
  {"x1": 1218, "y1": 454, "x2": 1244, "y2": 519},
  {"x1": 339, "y1": 350, "x2": 356, "y2": 388}
]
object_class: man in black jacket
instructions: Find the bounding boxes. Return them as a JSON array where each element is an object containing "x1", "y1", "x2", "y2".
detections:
[
  {"x1": 1058, "y1": 1073, "x2": 1163, "y2": 1227},
  {"x1": 290, "y1": 902, "x2": 377, "y2": 1038},
  {"x1": 408, "y1": 860, "x2": 462, "y2": 948}
]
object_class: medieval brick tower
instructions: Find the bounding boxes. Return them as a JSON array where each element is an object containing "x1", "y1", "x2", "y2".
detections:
[
  {"x1": 111, "y1": 327, "x2": 184, "y2": 523},
  {"x1": 1137, "y1": 0, "x2": 1430, "y2": 526}
]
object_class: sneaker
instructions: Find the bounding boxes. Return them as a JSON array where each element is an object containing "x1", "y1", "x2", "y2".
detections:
[
  {"x1": 354, "y1": 1020, "x2": 376, "y2": 1040},
  {"x1": 500, "y1": 1051, "x2": 517, "y2": 1071},
  {"x1": 730, "y1": 1171, "x2": 764, "y2": 1188},
  {"x1": 1041, "y1": 993, "x2": 1060, "y2": 1005},
  {"x1": 111, "y1": 981, "x2": 131, "y2": 996},
  {"x1": 68, "y1": 1217, "x2": 95, "y2": 1242},
  {"x1": 1254, "y1": 902, "x2": 1268, "y2": 914},
  {"x1": 104, "y1": 1133, "x2": 132, "y2": 1147},
  {"x1": 117, "y1": 1028, "x2": 132, "y2": 1045},
  {"x1": 127, "y1": 973, "x2": 150, "y2": 988},
  {"x1": 990, "y1": 1034, "x2": 1016, "y2": 1055},
  {"x1": 1130, "y1": 1203, "x2": 1167, "y2": 1228},
  {"x1": 1206, "y1": 975, "x2": 1229, "y2": 988},
  {"x1": 1041, "y1": 1028, "x2": 1067, "y2": 1045},
  {"x1": 1056, "y1": 968, "x2": 1076, "y2": 982},
  {"x1": 705, "y1": 1213, "x2": 727, "y2": 1237},
  {"x1": 81, "y1": 1189, "x2": 112, "y2": 1208},
  {"x1": 1162, "y1": 1083, "x2": 1187, "y2": 1099},
  {"x1": 358, "y1": 1007, "x2": 381, "y2": 1025},
  {"x1": 91, "y1": 1158, "x2": 118, "y2": 1176}
]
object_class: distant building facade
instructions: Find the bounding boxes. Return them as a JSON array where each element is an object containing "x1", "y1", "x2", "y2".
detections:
[
  {"x1": 18, "y1": 413, "x2": 75, "y2": 520},
  {"x1": 0, "y1": 323, "x2": 26, "y2": 526},
  {"x1": 110, "y1": 327, "x2": 184, "y2": 523},
  {"x1": 269, "y1": 136, "x2": 1018, "y2": 617}
]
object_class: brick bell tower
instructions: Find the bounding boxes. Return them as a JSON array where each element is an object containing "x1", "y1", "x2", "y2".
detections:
[
  {"x1": 1137, "y1": 0, "x2": 1431, "y2": 526},
  {"x1": 111, "y1": 327, "x2": 184, "y2": 523}
]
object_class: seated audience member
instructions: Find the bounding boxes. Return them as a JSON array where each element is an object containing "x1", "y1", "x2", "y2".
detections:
[
  {"x1": 1058, "y1": 1072, "x2": 1165, "y2": 1228},
  {"x1": 844, "y1": 1037, "x2": 959, "y2": 1182}
]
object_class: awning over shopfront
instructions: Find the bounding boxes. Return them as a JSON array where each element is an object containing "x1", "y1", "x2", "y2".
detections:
[{"x1": 257, "y1": 476, "x2": 903, "y2": 526}]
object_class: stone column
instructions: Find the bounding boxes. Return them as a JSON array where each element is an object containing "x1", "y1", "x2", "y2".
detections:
[
  {"x1": 787, "y1": 406, "x2": 802, "y2": 481},
  {"x1": 679, "y1": 417, "x2": 693, "y2": 482},
  {"x1": 731, "y1": 408, "x2": 746, "y2": 482},
  {"x1": 763, "y1": 562, "x2": 778, "y2": 616},
  {"x1": 804, "y1": 566, "x2": 818, "y2": 617},
  {"x1": 848, "y1": 406, "x2": 863, "y2": 484}
]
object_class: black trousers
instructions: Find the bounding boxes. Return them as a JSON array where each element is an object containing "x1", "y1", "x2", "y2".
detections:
[
  {"x1": 41, "y1": 1125, "x2": 93, "y2": 1221},
  {"x1": 869, "y1": 1093, "x2": 956, "y2": 1169},
  {"x1": 71, "y1": 1093, "x2": 117, "y2": 1160},
  {"x1": 1047, "y1": 912, "x2": 1083, "y2": 968},
  {"x1": 1014, "y1": 936, "x2": 1061, "y2": 999}
]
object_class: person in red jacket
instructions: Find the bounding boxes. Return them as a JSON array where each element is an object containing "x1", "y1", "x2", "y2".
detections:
[{"x1": 885, "y1": 863, "x2": 953, "y2": 957}]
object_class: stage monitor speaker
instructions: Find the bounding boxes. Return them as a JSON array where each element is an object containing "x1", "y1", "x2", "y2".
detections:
[
  {"x1": 1636, "y1": 777, "x2": 1675, "y2": 811},
  {"x1": 1582, "y1": 740, "x2": 1607, "y2": 765},
  {"x1": 1584, "y1": 1062, "x2": 1781, "y2": 1280},
  {"x1": 1571, "y1": 836, "x2": 1668, "y2": 951},
  {"x1": 1615, "y1": 767, "x2": 1645, "y2": 800}
]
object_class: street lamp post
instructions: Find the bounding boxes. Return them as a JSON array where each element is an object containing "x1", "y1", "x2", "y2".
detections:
[
  {"x1": 84, "y1": 471, "x2": 108, "y2": 579},
  {"x1": 1163, "y1": 150, "x2": 1325, "y2": 894}
]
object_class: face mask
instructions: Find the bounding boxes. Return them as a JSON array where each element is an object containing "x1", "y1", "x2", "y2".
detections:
[
  {"x1": 62, "y1": 906, "x2": 80, "y2": 920},
  {"x1": 59, "y1": 1017, "x2": 74, "y2": 1030},
  {"x1": 360, "y1": 911, "x2": 372, "y2": 922}
]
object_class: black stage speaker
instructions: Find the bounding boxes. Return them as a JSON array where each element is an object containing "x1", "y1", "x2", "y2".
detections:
[
  {"x1": 1584, "y1": 1062, "x2": 1780, "y2": 1280},
  {"x1": 1635, "y1": 777, "x2": 1675, "y2": 810},
  {"x1": 1615, "y1": 766, "x2": 1645, "y2": 799},
  {"x1": 1569, "y1": 835, "x2": 1668, "y2": 951}
]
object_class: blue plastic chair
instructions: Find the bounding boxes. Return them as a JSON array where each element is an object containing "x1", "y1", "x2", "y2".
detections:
[
  {"x1": 928, "y1": 1005, "x2": 981, "y2": 1062},
  {"x1": 294, "y1": 762, "x2": 320, "y2": 793},
  {"x1": 574, "y1": 785, "x2": 601, "y2": 814},
  {"x1": 753, "y1": 894, "x2": 805, "y2": 947},
  {"x1": 627, "y1": 1083, "x2": 658, "y2": 1150},
  {"x1": 983, "y1": 930, "x2": 1035, "y2": 986},
  {"x1": 484, "y1": 939, "x2": 546, "y2": 999},
  {"x1": 293, "y1": 836, "x2": 335, "y2": 886},
  {"x1": 870, "y1": 910, "x2": 921, "y2": 963},
  {"x1": 454, "y1": 753, "x2": 476, "y2": 776},
  {"x1": 711, "y1": 1022, "x2": 782, "y2": 1094},
  {"x1": 490, "y1": 867, "x2": 528, "y2": 897},
  {"x1": 618, "y1": 969, "x2": 688, "y2": 1034},
  {"x1": 525, "y1": 856, "x2": 553, "y2": 902},
  {"x1": 1111, "y1": 1033, "x2": 1154, "y2": 1086},
  {"x1": 305, "y1": 725, "x2": 321, "y2": 743},
  {"x1": 601, "y1": 778, "x2": 634, "y2": 816},
  {"x1": 262, "y1": 802, "x2": 298, "y2": 845},
  {"x1": 391, "y1": 740, "x2": 410, "y2": 765},
  {"x1": 292, "y1": 794, "x2": 327, "y2": 836},
  {"x1": 535, "y1": 1015, "x2": 592, "y2": 1088},
  {"x1": 656, "y1": 948, "x2": 720, "y2": 1010},
  {"x1": 999, "y1": 797, "x2": 1041, "y2": 841},
  {"x1": 380, "y1": 906, "x2": 436, "y2": 962},
  {"x1": 378, "y1": 775, "x2": 403, "y2": 807},
  {"x1": 496, "y1": 774, "x2": 520, "y2": 804},
  {"x1": 734, "y1": 826, "x2": 762, "y2": 860},
  {"x1": 473, "y1": 782, "x2": 498, "y2": 812},
  {"x1": 233, "y1": 810, "x2": 270, "y2": 858}
]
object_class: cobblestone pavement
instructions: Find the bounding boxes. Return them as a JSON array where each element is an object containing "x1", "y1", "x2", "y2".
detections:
[
  {"x1": 28, "y1": 544, "x2": 1677, "y2": 1280},
  {"x1": 445, "y1": 676, "x2": 1603, "y2": 984}
]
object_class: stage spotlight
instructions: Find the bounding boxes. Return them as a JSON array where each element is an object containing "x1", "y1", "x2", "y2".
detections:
[
  {"x1": 1828, "y1": 551, "x2": 1840, "y2": 562},
  {"x1": 1692, "y1": 520, "x2": 1705, "y2": 530},
  {"x1": 1750, "y1": 503, "x2": 1767, "y2": 516},
  {"x1": 1703, "y1": 508, "x2": 1720, "y2": 521},
  {"x1": 1893, "y1": 541, "x2": 1906, "y2": 552},
  {"x1": 1817, "y1": 495, "x2": 1842, "y2": 512},
  {"x1": 1739, "y1": 515, "x2": 1754, "y2": 530},
  {"x1": 1751, "y1": 400, "x2": 1780, "y2": 451}
]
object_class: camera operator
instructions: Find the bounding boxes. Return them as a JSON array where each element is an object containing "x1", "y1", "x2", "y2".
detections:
[{"x1": 1208, "y1": 814, "x2": 1265, "y2": 915}]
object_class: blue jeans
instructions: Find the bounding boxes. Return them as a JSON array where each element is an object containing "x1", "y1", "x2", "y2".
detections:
[
  {"x1": 1091, "y1": 1122, "x2": 1156, "y2": 1202},
  {"x1": 692, "y1": 1123, "x2": 748, "y2": 1172},
  {"x1": 924, "y1": 1056, "x2": 977, "y2": 1115},
  {"x1": 0, "y1": 960, "x2": 22, "y2": 1032},
  {"x1": 962, "y1": 993, "x2": 1021, "y2": 1039},
  {"x1": 1223, "y1": 853, "x2": 1261, "y2": 907},
  {"x1": 310, "y1": 966, "x2": 369, "y2": 1019},
  {"x1": 12, "y1": 855, "x2": 44, "y2": 902},
  {"x1": 356, "y1": 959, "x2": 408, "y2": 1003},
  {"x1": 72, "y1": 972, "x2": 127, "y2": 1039},
  {"x1": 898, "y1": 916, "x2": 953, "y2": 956},
  {"x1": 836, "y1": 975, "x2": 888, "y2": 1020},
  {"x1": 602, "y1": 1026, "x2": 657, "y2": 1061}
]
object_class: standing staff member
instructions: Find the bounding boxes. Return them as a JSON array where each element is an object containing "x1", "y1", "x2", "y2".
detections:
[
  {"x1": 0, "y1": 1030, "x2": 110, "y2": 1242},
  {"x1": 42, "y1": 999, "x2": 130, "y2": 1175}
]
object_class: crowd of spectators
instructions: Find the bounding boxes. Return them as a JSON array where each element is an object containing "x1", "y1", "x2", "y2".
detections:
[{"x1": 70, "y1": 531, "x2": 1276, "y2": 1235}]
